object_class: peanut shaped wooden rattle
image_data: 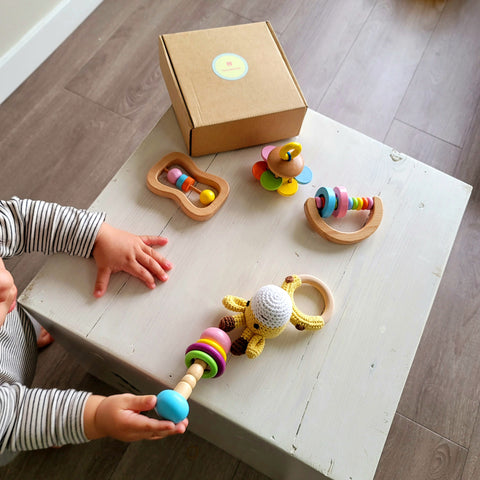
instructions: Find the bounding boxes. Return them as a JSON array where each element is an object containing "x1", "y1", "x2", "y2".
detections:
[
  {"x1": 305, "y1": 186, "x2": 383, "y2": 244},
  {"x1": 147, "y1": 152, "x2": 229, "y2": 221},
  {"x1": 219, "y1": 274, "x2": 334, "y2": 359},
  {"x1": 155, "y1": 327, "x2": 231, "y2": 423}
]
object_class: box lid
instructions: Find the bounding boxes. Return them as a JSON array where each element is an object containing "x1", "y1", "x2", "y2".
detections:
[{"x1": 161, "y1": 22, "x2": 306, "y2": 128}]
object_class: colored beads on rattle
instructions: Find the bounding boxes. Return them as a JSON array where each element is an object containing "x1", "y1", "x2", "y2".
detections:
[
  {"x1": 166, "y1": 167, "x2": 216, "y2": 206},
  {"x1": 315, "y1": 186, "x2": 374, "y2": 219},
  {"x1": 155, "y1": 327, "x2": 231, "y2": 423}
]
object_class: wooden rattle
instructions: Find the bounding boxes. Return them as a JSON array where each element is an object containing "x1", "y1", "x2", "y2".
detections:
[
  {"x1": 155, "y1": 327, "x2": 231, "y2": 423},
  {"x1": 147, "y1": 152, "x2": 230, "y2": 221},
  {"x1": 252, "y1": 142, "x2": 313, "y2": 196},
  {"x1": 304, "y1": 186, "x2": 383, "y2": 244}
]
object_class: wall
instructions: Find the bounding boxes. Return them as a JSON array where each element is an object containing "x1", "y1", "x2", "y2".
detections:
[{"x1": 0, "y1": 0, "x2": 104, "y2": 103}]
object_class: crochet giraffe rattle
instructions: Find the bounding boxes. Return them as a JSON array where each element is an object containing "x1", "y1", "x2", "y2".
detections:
[{"x1": 219, "y1": 274, "x2": 334, "y2": 359}]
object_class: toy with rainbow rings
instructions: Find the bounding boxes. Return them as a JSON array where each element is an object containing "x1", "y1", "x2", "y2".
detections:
[
  {"x1": 304, "y1": 186, "x2": 383, "y2": 244},
  {"x1": 155, "y1": 327, "x2": 231, "y2": 423}
]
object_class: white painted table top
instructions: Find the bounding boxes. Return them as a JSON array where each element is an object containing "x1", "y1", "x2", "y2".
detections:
[{"x1": 19, "y1": 108, "x2": 471, "y2": 480}]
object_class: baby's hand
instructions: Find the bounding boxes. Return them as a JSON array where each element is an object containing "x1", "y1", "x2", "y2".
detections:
[
  {"x1": 0, "y1": 258, "x2": 17, "y2": 326},
  {"x1": 92, "y1": 223, "x2": 173, "y2": 298},
  {"x1": 84, "y1": 394, "x2": 188, "y2": 441}
]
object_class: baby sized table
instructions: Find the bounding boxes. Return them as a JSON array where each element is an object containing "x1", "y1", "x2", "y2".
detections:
[{"x1": 19, "y1": 108, "x2": 471, "y2": 480}]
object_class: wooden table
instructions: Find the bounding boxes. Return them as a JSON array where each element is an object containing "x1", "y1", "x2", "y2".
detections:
[{"x1": 19, "y1": 108, "x2": 471, "y2": 480}]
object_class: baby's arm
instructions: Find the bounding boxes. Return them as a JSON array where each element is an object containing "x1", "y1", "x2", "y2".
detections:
[
  {"x1": 0, "y1": 198, "x2": 173, "y2": 296},
  {"x1": 0, "y1": 197, "x2": 105, "y2": 258},
  {"x1": 0, "y1": 384, "x2": 187, "y2": 452}
]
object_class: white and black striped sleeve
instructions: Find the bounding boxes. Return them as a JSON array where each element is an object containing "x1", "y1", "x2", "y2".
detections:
[
  {"x1": 0, "y1": 382, "x2": 90, "y2": 452},
  {"x1": 0, "y1": 197, "x2": 105, "y2": 258}
]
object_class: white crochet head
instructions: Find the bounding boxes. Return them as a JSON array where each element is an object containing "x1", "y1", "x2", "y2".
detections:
[{"x1": 250, "y1": 285, "x2": 292, "y2": 329}]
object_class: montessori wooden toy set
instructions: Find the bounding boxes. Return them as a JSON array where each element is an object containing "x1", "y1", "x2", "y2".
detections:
[{"x1": 146, "y1": 141, "x2": 384, "y2": 423}]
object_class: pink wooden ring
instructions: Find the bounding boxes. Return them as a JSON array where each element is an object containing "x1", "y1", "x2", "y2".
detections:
[
  {"x1": 186, "y1": 342, "x2": 226, "y2": 377},
  {"x1": 332, "y1": 186, "x2": 349, "y2": 218},
  {"x1": 200, "y1": 327, "x2": 232, "y2": 353}
]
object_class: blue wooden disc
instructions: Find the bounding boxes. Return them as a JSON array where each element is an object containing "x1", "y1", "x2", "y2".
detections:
[{"x1": 295, "y1": 165, "x2": 313, "y2": 184}]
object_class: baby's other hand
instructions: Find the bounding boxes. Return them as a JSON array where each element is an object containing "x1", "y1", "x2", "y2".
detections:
[
  {"x1": 92, "y1": 223, "x2": 173, "y2": 298},
  {"x1": 84, "y1": 394, "x2": 188, "y2": 442}
]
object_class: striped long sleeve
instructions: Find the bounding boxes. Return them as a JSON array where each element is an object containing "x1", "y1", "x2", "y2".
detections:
[{"x1": 0, "y1": 197, "x2": 105, "y2": 453}]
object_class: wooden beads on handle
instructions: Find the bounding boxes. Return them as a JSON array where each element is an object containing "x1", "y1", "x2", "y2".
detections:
[
  {"x1": 155, "y1": 327, "x2": 231, "y2": 423},
  {"x1": 315, "y1": 186, "x2": 374, "y2": 218},
  {"x1": 304, "y1": 186, "x2": 384, "y2": 245},
  {"x1": 166, "y1": 167, "x2": 216, "y2": 206}
]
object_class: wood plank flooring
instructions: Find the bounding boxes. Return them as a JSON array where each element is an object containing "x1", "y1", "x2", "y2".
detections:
[{"x1": 1, "y1": 0, "x2": 479, "y2": 478}]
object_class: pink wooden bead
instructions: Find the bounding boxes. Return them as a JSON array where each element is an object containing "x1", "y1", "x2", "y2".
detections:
[
  {"x1": 200, "y1": 327, "x2": 232, "y2": 353},
  {"x1": 332, "y1": 186, "x2": 349, "y2": 218},
  {"x1": 167, "y1": 168, "x2": 182, "y2": 184}
]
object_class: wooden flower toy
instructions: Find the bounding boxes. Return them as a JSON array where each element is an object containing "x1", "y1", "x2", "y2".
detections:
[
  {"x1": 155, "y1": 327, "x2": 231, "y2": 423},
  {"x1": 304, "y1": 186, "x2": 384, "y2": 244},
  {"x1": 252, "y1": 142, "x2": 313, "y2": 196},
  {"x1": 219, "y1": 274, "x2": 334, "y2": 359},
  {"x1": 147, "y1": 152, "x2": 229, "y2": 221}
]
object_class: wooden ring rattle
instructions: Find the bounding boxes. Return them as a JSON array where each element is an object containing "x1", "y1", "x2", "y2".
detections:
[
  {"x1": 146, "y1": 152, "x2": 229, "y2": 221},
  {"x1": 304, "y1": 186, "x2": 383, "y2": 244}
]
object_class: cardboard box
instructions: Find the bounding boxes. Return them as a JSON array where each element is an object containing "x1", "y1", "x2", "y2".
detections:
[{"x1": 158, "y1": 22, "x2": 307, "y2": 156}]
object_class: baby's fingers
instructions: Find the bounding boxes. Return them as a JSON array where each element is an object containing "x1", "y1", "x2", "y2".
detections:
[
  {"x1": 140, "y1": 235, "x2": 169, "y2": 248},
  {"x1": 94, "y1": 267, "x2": 112, "y2": 298}
]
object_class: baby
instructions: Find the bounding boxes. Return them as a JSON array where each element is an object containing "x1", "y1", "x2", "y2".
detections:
[{"x1": 0, "y1": 197, "x2": 187, "y2": 459}]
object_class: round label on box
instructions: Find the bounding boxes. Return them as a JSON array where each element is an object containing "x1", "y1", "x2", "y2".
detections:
[{"x1": 212, "y1": 53, "x2": 248, "y2": 80}]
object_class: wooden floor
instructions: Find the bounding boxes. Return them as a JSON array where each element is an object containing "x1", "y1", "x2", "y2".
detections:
[{"x1": 1, "y1": 0, "x2": 479, "y2": 478}]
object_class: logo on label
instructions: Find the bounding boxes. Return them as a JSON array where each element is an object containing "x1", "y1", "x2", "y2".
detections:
[{"x1": 212, "y1": 53, "x2": 248, "y2": 80}]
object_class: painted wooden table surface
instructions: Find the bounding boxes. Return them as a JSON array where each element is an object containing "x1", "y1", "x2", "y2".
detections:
[{"x1": 19, "y1": 108, "x2": 471, "y2": 480}]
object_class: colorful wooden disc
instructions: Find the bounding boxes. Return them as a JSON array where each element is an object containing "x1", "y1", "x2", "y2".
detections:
[
  {"x1": 260, "y1": 170, "x2": 283, "y2": 191},
  {"x1": 295, "y1": 165, "x2": 313, "y2": 185},
  {"x1": 278, "y1": 178, "x2": 299, "y2": 196}
]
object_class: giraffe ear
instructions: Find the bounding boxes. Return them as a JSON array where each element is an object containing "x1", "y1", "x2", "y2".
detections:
[{"x1": 222, "y1": 295, "x2": 248, "y2": 312}]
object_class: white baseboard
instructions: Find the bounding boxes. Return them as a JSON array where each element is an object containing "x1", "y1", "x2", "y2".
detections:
[{"x1": 0, "y1": 0, "x2": 104, "y2": 104}]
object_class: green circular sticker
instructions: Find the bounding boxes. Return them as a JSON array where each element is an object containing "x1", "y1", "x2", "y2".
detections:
[{"x1": 212, "y1": 53, "x2": 248, "y2": 80}]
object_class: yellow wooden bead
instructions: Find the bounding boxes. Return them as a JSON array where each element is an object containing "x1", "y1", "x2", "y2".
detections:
[{"x1": 200, "y1": 189, "x2": 216, "y2": 205}]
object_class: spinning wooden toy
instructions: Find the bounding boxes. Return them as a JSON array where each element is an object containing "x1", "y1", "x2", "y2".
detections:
[
  {"x1": 219, "y1": 274, "x2": 334, "y2": 359},
  {"x1": 147, "y1": 152, "x2": 229, "y2": 221},
  {"x1": 304, "y1": 186, "x2": 384, "y2": 245},
  {"x1": 155, "y1": 327, "x2": 231, "y2": 423},
  {"x1": 252, "y1": 142, "x2": 313, "y2": 196}
]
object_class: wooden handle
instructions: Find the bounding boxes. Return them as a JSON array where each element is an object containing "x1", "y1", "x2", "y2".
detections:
[
  {"x1": 304, "y1": 196, "x2": 383, "y2": 244},
  {"x1": 146, "y1": 152, "x2": 230, "y2": 221},
  {"x1": 173, "y1": 359, "x2": 207, "y2": 400}
]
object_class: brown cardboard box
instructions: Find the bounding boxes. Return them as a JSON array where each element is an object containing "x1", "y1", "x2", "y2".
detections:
[{"x1": 158, "y1": 22, "x2": 307, "y2": 157}]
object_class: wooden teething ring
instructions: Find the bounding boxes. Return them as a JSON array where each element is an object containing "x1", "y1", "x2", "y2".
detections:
[
  {"x1": 304, "y1": 195, "x2": 383, "y2": 245},
  {"x1": 297, "y1": 274, "x2": 334, "y2": 324},
  {"x1": 282, "y1": 274, "x2": 334, "y2": 330},
  {"x1": 146, "y1": 152, "x2": 229, "y2": 221}
]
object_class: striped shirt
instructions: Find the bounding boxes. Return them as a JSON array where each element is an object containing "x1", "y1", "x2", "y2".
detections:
[{"x1": 0, "y1": 197, "x2": 105, "y2": 453}]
